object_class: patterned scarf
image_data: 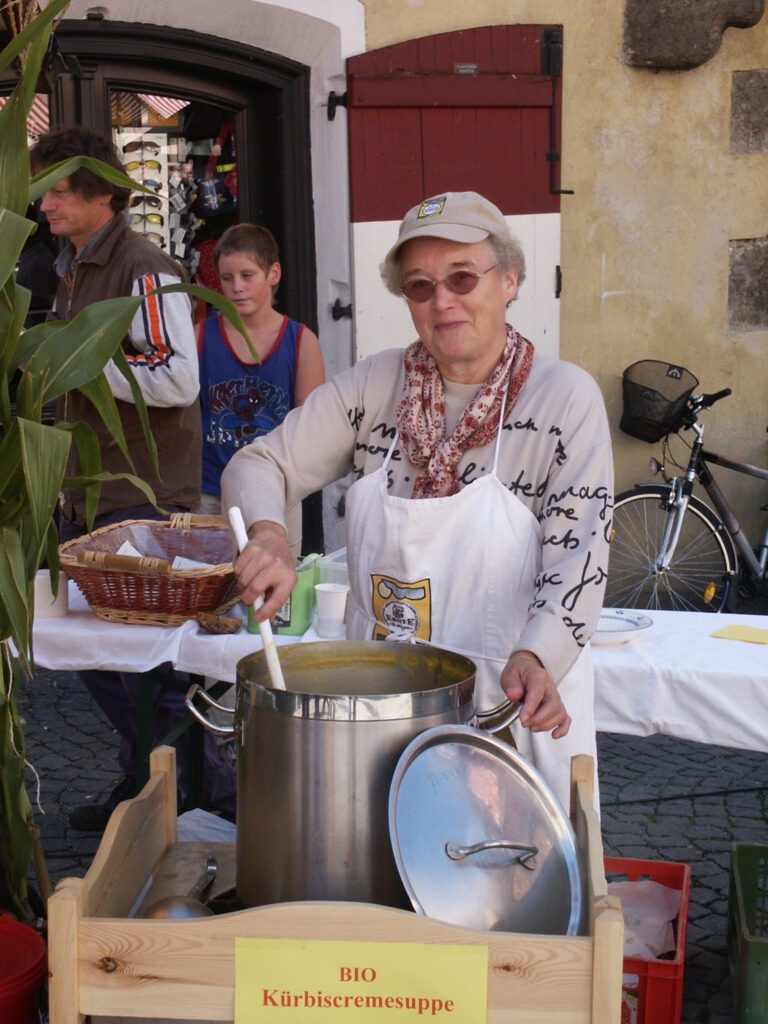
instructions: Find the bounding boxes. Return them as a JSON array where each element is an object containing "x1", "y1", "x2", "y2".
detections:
[{"x1": 395, "y1": 325, "x2": 534, "y2": 499}]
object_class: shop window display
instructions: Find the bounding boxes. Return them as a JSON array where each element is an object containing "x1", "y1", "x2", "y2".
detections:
[{"x1": 111, "y1": 90, "x2": 239, "y2": 286}]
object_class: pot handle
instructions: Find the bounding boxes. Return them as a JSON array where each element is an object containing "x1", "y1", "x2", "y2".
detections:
[
  {"x1": 475, "y1": 698, "x2": 521, "y2": 734},
  {"x1": 185, "y1": 683, "x2": 236, "y2": 737},
  {"x1": 445, "y1": 839, "x2": 538, "y2": 870}
]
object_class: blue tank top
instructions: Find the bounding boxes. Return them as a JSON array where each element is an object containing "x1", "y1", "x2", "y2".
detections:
[{"x1": 198, "y1": 314, "x2": 303, "y2": 496}]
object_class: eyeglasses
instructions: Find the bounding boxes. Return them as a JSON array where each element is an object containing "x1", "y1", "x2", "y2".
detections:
[
  {"x1": 130, "y1": 211, "x2": 164, "y2": 226},
  {"x1": 123, "y1": 139, "x2": 161, "y2": 156},
  {"x1": 130, "y1": 194, "x2": 162, "y2": 209},
  {"x1": 124, "y1": 159, "x2": 162, "y2": 173},
  {"x1": 135, "y1": 178, "x2": 161, "y2": 192},
  {"x1": 145, "y1": 232, "x2": 165, "y2": 247},
  {"x1": 400, "y1": 264, "x2": 499, "y2": 303}
]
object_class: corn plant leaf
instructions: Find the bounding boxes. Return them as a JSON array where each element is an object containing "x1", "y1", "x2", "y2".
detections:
[
  {"x1": 0, "y1": 207, "x2": 35, "y2": 292},
  {"x1": 18, "y1": 419, "x2": 70, "y2": 563},
  {"x1": 157, "y1": 282, "x2": 257, "y2": 360},
  {"x1": 109, "y1": 347, "x2": 158, "y2": 472},
  {"x1": 0, "y1": 274, "x2": 31, "y2": 431},
  {"x1": 77, "y1": 371, "x2": 137, "y2": 472},
  {"x1": 0, "y1": 421, "x2": 26, "y2": 520},
  {"x1": 19, "y1": 295, "x2": 145, "y2": 404},
  {"x1": 57, "y1": 419, "x2": 106, "y2": 529},
  {"x1": 0, "y1": 527, "x2": 30, "y2": 668},
  {"x1": 64, "y1": 471, "x2": 162, "y2": 530},
  {"x1": 0, "y1": 0, "x2": 70, "y2": 76},
  {"x1": 0, "y1": 15, "x2": 54, "y2": 216},
  {"x1": 30, "y1": 156, "x2": 161, "y2": 203},
  {"x1": 8, "y1": 319, "x2": 64, "y2": 372}
]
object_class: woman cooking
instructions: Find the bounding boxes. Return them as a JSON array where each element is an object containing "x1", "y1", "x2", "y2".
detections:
[{"x1": 221, "y1": 191, "x2": 613, "y2": 810}]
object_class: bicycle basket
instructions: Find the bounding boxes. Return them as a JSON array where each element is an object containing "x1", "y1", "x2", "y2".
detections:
[{"x1": 619, "y1": 360, "x2": 699, "y2": 443}]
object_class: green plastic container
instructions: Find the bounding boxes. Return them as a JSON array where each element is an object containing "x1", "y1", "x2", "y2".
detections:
[
  {"x1": 728, "y1": 842, "x2": 768, "y2": 1023},
  {"x1": 248, "y1": 554, "x2": 318, "y2": 636}
]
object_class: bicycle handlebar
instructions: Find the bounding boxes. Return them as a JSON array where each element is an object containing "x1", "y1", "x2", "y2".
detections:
[{"x1": 692, "y1": 388, "x2": 732, "y2": 411}]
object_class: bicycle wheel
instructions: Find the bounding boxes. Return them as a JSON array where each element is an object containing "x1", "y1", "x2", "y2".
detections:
[{"x1": 606, "y1": 485, "x2": 737, "y2": 612}]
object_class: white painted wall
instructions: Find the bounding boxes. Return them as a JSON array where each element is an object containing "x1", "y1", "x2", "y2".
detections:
[{"x1": 352, "y1": 214, "x2": 561, "y2": 361}]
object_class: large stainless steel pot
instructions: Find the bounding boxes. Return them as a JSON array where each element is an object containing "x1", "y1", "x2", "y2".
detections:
[{"x1": 186, "y1": 640, "x2": 479, "y2": 909}]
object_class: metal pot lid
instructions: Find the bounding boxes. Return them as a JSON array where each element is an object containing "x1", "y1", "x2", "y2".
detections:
[{"x1": 388, "y1": 725, "x2": 583, "y2": 935}]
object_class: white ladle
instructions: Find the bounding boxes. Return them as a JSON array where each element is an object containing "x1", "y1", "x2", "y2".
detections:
[{"x1": 228, "y1": 506, "x2": 287, "y2": 691}]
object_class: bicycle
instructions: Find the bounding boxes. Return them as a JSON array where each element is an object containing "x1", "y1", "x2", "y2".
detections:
[{"x1": 605, "y1": 359, "x2": 768, "y2": 612}]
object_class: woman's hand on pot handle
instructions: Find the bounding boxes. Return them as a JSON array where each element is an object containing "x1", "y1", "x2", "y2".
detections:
[
  {"x1": 233, "y1": 520, "x2": 297, "y2": 622},
  {"x1": 500, "y1": 651, "x2": 572, "y2": 739}
]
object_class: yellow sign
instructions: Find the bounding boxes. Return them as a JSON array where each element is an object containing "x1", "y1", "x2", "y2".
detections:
[
  {"x1": 711, "y1": 624, "x2": 768, "y2": 645},
  {"x1": 235, "y1": 938, "x2": 487, "y2": 1022},
  {"x1": 371, "y1": 574, "x2": 432, "y2": 642}
]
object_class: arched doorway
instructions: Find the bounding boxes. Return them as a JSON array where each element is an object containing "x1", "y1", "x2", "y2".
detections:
[{"x1": 51, "y1": 19, "x2": 317, "y2": 334}]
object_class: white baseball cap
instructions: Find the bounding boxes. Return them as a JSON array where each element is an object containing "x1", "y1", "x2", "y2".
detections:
[{"x1": 384, "y1": 191, "x2": 512, "y2": 266}]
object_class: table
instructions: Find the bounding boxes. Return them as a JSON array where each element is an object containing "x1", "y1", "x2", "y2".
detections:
[
  {"x1": 592, "y1": 608, "x2": 768, "y2": 753},
  {"x1": 33, "y1": 582, "x2": 768, "y2": 757}
]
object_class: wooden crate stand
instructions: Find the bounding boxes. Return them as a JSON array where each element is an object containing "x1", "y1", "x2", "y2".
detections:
[{"x1": 48, "y1": 747, "x2": 623, "y2": 1023}]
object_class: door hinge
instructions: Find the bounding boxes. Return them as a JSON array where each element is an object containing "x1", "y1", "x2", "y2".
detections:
[
  {"x1": 555, "y1": 265, "x2": 562, "y2": 299},
  {"x1": 327, "y1": 91, "x2": 347, "y2": 121},
  {"x1": 542, "y1": 28, "x2": 574, "y2": 197},
  {"x1": 331, "y1": 298, "x2": 352, "y2": 320}
]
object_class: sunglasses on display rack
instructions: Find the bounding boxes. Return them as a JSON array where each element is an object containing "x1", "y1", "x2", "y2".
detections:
[
  {"x1": 130, "y1": 194, "x2": 162, "y2": 209},
  {"x1": 123, "y1": 139, "x2": 161, "y2": 157},
  {"x1": 130, "y1": 211, "x2": 165, "y2": 227},
  {"x1": 400, "y1": 264, "x2": 500, "y2": 303},
  {"x1": 145, "y1": 232, "x2": 165, "y2": 247},
  {"x1": 124, "y1": 159, "x2": 162, "y2": 173},
  {"x1": 131, "y1": 178, "x2": 162, "y2": 193}
]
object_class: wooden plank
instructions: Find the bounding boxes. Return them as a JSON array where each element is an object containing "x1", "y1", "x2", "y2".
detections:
[
  {"x1": 347, "y1": 73, "x2": 552, "y2": 109},
  {"x1": 348, "y1": 106, "x2": 424, "y2": 221},
  {"x1": 76, "y1": 906, "x2": 594, "y2": 1021},
  {"x1": 420, "y1": 106, "x2": 556, "y2": 216},
  {"x1": 82, "y1": 746, "x2": 177, "y2": 919},
  {"x1": 48, "y1": 877, "x2": 86, "y2": 1024},
  {"x1": 349, "y1": 25, "x2": 560, "y2": 76}
]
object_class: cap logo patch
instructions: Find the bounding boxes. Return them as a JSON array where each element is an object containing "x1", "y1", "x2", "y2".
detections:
[{"x1": 417, "y1": 196, "x2": 446, "y2": 220}]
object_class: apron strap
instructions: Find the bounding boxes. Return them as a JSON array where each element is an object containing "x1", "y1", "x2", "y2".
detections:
[
  {"x1": 490, "y1": 382, "x2": 508, "y2": 477},
  {"x1": 382, "y1": 431, "x2": 400, "y2": 471}
]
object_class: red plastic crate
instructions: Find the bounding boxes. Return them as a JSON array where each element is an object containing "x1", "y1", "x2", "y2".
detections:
[{"x1": 604, "y1": 857, "x2": 691, "y2": 1024}]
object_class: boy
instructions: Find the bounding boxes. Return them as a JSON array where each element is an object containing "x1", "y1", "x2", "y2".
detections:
[{"x1": 197, "y1": 225, "x2": 325, "y2": 552}]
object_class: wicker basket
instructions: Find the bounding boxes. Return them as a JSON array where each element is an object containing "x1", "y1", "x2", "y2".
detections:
[
  {"x1": 619, "y1": 359, "x2": 699, "y2": 443},
  {"x1": 59, "y1": 514, "x2": 240, "y2": 626}
]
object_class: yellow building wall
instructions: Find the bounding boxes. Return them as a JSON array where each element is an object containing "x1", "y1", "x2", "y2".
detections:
[{"x1": 361, "y1": 1, "x2": 768, "y2": 541}]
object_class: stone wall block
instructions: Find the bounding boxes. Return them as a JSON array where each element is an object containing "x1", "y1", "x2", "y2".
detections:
[
  {"x1": 729, "y1": 237, "x2": 768, "y2": 332},
  {"x1": 623, "y1": 0, "x2": 765, "y2": 69}
]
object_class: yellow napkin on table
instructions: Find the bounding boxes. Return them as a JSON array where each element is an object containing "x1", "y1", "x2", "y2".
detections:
[{"x1": 711, "y1": 625, "x2": 768, "y2": 645}]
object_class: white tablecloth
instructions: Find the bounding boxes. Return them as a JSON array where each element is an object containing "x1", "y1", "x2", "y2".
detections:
[
  {"x1": 592, "y1": 609, "x2": 768, "y2": 752},
  {"x1": 33, "y1": 584, "x2": 768, "y2": 753}
]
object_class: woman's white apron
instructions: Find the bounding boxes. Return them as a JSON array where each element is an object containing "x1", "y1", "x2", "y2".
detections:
[{"x1": 344, "y1": 406, "x2": 597, "y2": 812}]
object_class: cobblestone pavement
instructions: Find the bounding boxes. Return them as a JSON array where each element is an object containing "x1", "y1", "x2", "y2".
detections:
[{"x1": 19, "y1": 592, "x2": 768, "y2": 1023}]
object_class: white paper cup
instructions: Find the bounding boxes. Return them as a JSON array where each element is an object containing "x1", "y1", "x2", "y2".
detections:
[
  {"x1": 314, "y1": 582, "x2": 349, "y2": 639},
  {"x1": 34, "y1": 569, "x2": 69, "y2": 618}
]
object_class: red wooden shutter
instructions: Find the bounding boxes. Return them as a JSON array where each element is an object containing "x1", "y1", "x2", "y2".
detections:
[{"x1": 346, "y1": 25, "x2": 565, "y2": 222}]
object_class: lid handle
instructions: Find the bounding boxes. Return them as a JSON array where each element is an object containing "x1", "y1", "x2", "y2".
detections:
[{"x1": 445, "y1": 839, "x2": 538, "y2": 870}]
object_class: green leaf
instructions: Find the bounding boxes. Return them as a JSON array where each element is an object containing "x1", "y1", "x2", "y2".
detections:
[
  {"x1": 30, "y1": 157, "x2": 162, "y2": 203},
  {"x1": 0, "y1": 208, "x2": 35, "y2": 291},
  {"x1": 0, "y1": 17, "x2": 55, "y2": 216},
  {"x1": 64, "y1": 471, "x2": 162, "y2": 526},
  {"x1": 19, "y1": 419, "x2": 70, "y2": 560},
  {"x1": 158, "y1": 282, "x2": 257, "y2": 360},
  {"x1": 78, "y1": 372, "x2": 136, "y2": 472},
  {"x1": 0, "y1": 0, "x2": 71, "y2": 76},
  {"x1": 56, "y1": 420, "x2": 104, "y2": 528},
  {"x1": 110, "y1": 347, "x2": 158, "y2": 473},
  {"x1": 7, "y1": 319, "x2": 64, "y2": 372},
  {"x1": 20, "y1": 295, "x2": 144, "y2": 404},
  {"x1": 0, "y1": 529, "x2": 30, "y2": 669}
]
